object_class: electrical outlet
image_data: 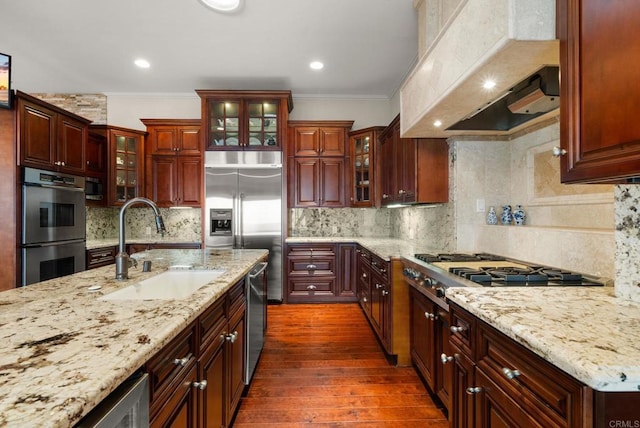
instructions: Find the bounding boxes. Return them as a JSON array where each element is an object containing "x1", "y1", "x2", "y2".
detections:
[
  {"x1": 476, "y1": 199, "x2": 486, "y2": 212},
  {"x1": 145, "y1": 226, "x2": 151, "y2": 236}
]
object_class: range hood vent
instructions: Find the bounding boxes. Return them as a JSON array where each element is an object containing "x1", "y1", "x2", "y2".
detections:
[
  {"x1": 447, "y1": 66, "x2": 559, "y2": 132},
  {"x1": 400, "y1": 0, "x2": 559, "y2": 138}
]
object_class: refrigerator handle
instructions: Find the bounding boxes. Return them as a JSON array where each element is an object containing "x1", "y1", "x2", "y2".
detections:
[
  {"x1": 232, "y1": 193, "x2": 239, "y2": 249},
  {"x1": 239, "y1": 192, "x2": 245, "y2": 248}
]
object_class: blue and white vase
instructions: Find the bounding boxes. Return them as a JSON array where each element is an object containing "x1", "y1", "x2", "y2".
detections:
[
  {"x1": 486, "y1": 206, "x2": 498, "y2": 225},
  {"x1": 513, "y1": 205, "x2": 526, "y2": 226},
  {"x1": 500, "y1": 205, "x2": 512, "y2": 225}
]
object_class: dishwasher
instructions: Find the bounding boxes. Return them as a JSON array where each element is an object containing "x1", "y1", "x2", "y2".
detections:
[{"x1": 245, "y1": 261, "x2": 268, "y2": 384}]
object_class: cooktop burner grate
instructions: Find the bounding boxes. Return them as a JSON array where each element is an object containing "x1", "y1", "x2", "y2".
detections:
[
  {"x1": 414, "y1": 253, "x2": 506, "y2": 263},
  {"x1": 447, "y1": 265, "x2": 602, "y2": 286}
]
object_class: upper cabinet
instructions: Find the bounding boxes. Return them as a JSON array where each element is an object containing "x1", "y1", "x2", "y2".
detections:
[
  {"x1": 379, "y1": 115, "x2": 448, "y2": 206},
  {"x1": 558, "y1": 0, "x2": 640, "y2": 183},
  {"x1": 90, "y1": 125, "x2": 146, "y2": 206},
  {"x1": 196, "y1": 90, "x2": 293, "y2": 151},
  {"x1": 287, "y1": 120, "x2": 353, "y2": 208},
  {"x1": 17, "y1": 91, "x2": 90, "y2": 175},
  {"x1": 349, "y1": 127, "x2": 384, "y2": 208},
  {"x1": 142, "y1": 119, "x2": 202, "y2": 208}
]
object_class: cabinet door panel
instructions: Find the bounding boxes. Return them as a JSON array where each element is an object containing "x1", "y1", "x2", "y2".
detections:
[
  {"x1": 199, "y1": 324, "x2": 226, "y2": 428},
  {"x1": 58, "y1": 115, "x2": 86, "y2": 173},
  {"x1": 150, "y1": 156, "x2": 178, "y2": 207},
  {"x1": 410, "y1": 290, "x2": 437, "y2": 390},
  {"x1": 150, "y1": 363, "x2": 198, "y2": 428},
  {"x1": 319, "y1": 158, "x2": 345, "y2": 207},
  {"x1": 320, "y1": 128, "x2": 346, "y2": 156},
  {"x1": 291, "y1": 127, "x2": 320, "y2": 156},
  {"x1": 153, "y1": 127, "x2": 178, "y2": 154},
  {"x1": 19, "y1": 100, "x2": 56, "y2": 168},
  {"x1": 179, "y1": 126, "x2": 201, "y2": 154},
  {"x1": 226, "y1": 309, "x2": 246, "y2": 426},
  {"x1": 289, "y1": 158, "x2": 319, "y2": 207},
  {"x1": 178, "y1": 156, "x2": 202, "y2": 207}
]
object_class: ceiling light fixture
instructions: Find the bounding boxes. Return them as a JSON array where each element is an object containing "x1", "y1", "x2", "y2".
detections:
[
  {"x1": 433, "y1": 120, "x2": 442, "y2": 127},
  {"x1": 309, "y1": 61, "x2": 324, "y2": 70},
  {"x1": 483, "y1": 79, "x2": 497, "y2": 90},
  {"x1": 134, "y1": 59, "x2": 150, "y2": 69},
  {"x1": 199, "y1": 0, "x2": 242, "y2": 12}
]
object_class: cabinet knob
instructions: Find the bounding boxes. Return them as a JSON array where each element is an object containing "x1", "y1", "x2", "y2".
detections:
[
  {"x1": 225, "y1": 331, "x2": 239, "y2": 343},
  {"x1": 502, "y1": 367, "x2": 521, "y2": 380},
  {"x1": 381, "y1": 289, "x2": 389, "y2": 296},
  {"x1": 192, "y1": 380, "x2": 208, "y2": 390},
  {"x1": 440, "y1": 353, "x2": 454, "y2": 364},
  {"x1": 424, "y1": 311, "x2": 436, "y2": 320},
  {"x1": 306, "y1": 284, "x2": 317, "y2": 291},
  {"x1": 466, "y1": 387, "x2": 482, "y2": 395},
  {"x1": 306, "y1": 264, "x2": 317, "y2": 270},
  {"x1": 398, "y1": 189, "x2": 406, "y2": 195},
  {"x1": 382, "y1": 194, "x2": 389, "y2": 199},
  {"x1": 361, "y1": 272, "x2": 367, "y2": 278},
  {"x1": 375, "y1": 283, "x2": 383, "y2": 290},
  {"x1": 552, "y1": 146, "x2": 567, "y2": 157},
  {"x1": 173, "y1": 356, "x2": 190, "y2": 366},
  {"x1": 450, "y1": 325, "x2": 465, "y2": 334}
]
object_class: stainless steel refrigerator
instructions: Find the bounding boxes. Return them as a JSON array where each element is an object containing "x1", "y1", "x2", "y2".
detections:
[{"x1": 204, "y1": 151, "x2": 283, "y2": 302}]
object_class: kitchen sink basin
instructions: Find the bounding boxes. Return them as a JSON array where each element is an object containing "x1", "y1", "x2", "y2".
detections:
[{"x1": 100, "y1": 269, "x2": 226, "y2": 300}]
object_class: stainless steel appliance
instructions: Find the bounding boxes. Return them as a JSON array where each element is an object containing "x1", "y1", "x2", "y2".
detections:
[
  {"x1": 76, "y1": 372, "x2": 149, "y2": 428},
  {"x1": 205, "y1": 151, "x2": 283, "y2": 302},
  {"x1": 245, "y1": 261, "x2": 268, "y2": 384},
  {"x1": 21, "y1": 167, "x2": 86, "y2": 286}
]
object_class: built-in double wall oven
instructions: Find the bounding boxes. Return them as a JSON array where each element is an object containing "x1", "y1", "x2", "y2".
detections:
[{"x1": 21, "y1": 167, "x2": 86, "y2": 286}]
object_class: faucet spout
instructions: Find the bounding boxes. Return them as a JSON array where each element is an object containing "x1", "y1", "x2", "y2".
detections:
[{"x1": 115, "y1": 197, "x2": 166, "y2": 280}]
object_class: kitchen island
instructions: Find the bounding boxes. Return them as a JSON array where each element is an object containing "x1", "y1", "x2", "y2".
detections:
[{"x1": 0, "y1": 248, "x2": 267, "y2": 427}]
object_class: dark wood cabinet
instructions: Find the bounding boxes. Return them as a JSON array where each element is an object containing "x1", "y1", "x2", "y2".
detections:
[
  {"x1": 142, "y1": 119, "x2": 201, "y2": 156},
  {"x1": 349, "y1": 127, "x2": 383, "y2": 207},
  {"x1": 143, "y1": 119, "x2": 203, "y2": 208},
  {"x1": 558, "y1": 0, "x2": 640, "y2": 183},
  {"x1": 287, "y1": 121, "x2": 353, "y2": 208},
  {"x1": 86, "y1": 246, "x2": 117, "y2": 270},
  {"x1": 0, "y1": 107, "x2": 17, "y2": 290},
  {"x1": 378, "y1": 115, "x2": 448, "y2": 206},
  {"x1": 148, "y1": 277, "x2": 248, "y2": 428},
  {"x1": 197, "y1": 90, "x2": 292, "y2": 151},
  {"x1": 448, "y1": 302, "x2": 591, "y2": 428},
  {"x1": 336, "y1": 243, "x2": 357, "y2": 299},
  {"x1": 127, "y1": 242, "x2": 201, "y2": 256},
  {"x1": 17, "y1": 91, "x2": 89, "y2": 175}
]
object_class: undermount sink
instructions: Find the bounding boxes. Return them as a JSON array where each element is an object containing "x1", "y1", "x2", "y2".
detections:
[{"x1": 100, "y1": 269, "x2": 226, "y2": 301}]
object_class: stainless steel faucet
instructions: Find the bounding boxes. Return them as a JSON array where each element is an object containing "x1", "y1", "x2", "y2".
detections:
[{"x1": 115, "y1": 197, "x2": 166, "y2": 280}]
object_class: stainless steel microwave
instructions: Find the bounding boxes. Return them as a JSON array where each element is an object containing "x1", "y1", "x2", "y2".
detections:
[{"x1": 85, "y1": 176, "x2": 104, "y2": 201}]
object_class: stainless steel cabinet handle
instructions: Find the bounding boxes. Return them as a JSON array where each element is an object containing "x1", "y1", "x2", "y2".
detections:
[
  {"x1": 226, "y1": 331, "x2": 239, "y2": 343},
  {"x1": 306, "y1": 264, "x2": 317, "y2": 270},
  {"x1": 424, "y1": 311, "x2": 435, "y2": 320},
  {"x1": 193, "y1": 380, "x2": 207, "y2": 390},
  {"x1": 381, "y1": 290, "x2": 389, "y2": 296},
  {"x1": 382, "y1": 193, "x2": 389, "y2": 199},
  {"x1": 375, "y1": 283, "x2": 383, "y2": 289},
  {"x1": 450, "y1": 325, "x2": 465, "y2": 333},
  {"x1": 174, "y1": 356, "x2": 190, "y2": 366},
  {"x1": 552, "y1": 146, "x2": 567, "y2": 157},
  {"x1": 440, "y1": 353, "x2": 454, "y2": 364},
  {"x1": 466, "y1": 387, "x2": 482, "y2": 394},
  {"x1": 398, "y1": 189, "x2": 406, "y2": 195},
  {"x1": 361, "y1": 272, "x2": 368, "y2": 278},
  {"x1": 306, "y1": 284, "x2": 317, "y2": 291},
  {"x1": 502, "y1": 367, "x2": 521, "y2": 379}
]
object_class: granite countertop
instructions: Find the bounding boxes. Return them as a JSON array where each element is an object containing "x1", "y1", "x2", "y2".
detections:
[
  {"x1": 86, "y1": 237, "x2": 201, "y2": 250},
  {"x1": 445, "y1": 287, "x2": 640, "y2": 392},
  {"x1": 0, "y1": 248, "x2": 267, "y2": 427},
  {"x1": 285, "y1": 236, "x2": 439, "y2": 261}
]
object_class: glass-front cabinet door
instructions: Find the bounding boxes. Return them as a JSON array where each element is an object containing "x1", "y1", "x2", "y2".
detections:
[
  {"x1": 197, "y1": 90, "x2": 292, "y2": 151},
  {"x1": 108, "y1": 127, "x2": 145, "y2": 206},
  {"x1": 349, "y1": 127, "x2": 383, "y2": 208}
]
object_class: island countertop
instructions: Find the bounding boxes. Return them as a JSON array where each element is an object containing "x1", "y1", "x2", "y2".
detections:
[{"x1": 0, "y1": 248, "x2": 267, "y2": 427}]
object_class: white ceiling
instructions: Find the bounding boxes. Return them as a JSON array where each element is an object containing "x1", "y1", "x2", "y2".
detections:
[{"x1": 0, "y1": 0, "x2": 418, "y2": 99}]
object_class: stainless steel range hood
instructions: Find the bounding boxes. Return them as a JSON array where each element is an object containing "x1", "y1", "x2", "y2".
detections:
[{"x1": 401, "y1": 0, "x2": 559, "y2": 138}]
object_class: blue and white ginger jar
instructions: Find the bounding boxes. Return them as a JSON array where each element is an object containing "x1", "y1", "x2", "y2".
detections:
[
  {"x1": 486, "y1": 206, "x2": 498, "y2": 225},
  {"x1": 500, "y1": 205, "x2": 512, "y2": 225},
  {"x1": 513, "y1": 205, "x2": 526, "y2": 226}
]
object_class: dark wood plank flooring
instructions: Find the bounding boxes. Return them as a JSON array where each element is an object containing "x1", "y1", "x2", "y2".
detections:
[{"x1": 233, "y1": 303, "x2": 448, "y2": 427}]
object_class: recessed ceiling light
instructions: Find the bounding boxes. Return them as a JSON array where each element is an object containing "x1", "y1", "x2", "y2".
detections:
[
  {"x1": 433, "y1": 120, "x2": 442, "y2": 127},
  {"x1": 310, "y1": 61, "x2": 324, "y2": 70},
  {"x1": 134, "y1": 59, "x2": 150, "y2": 69},
  {"x1": 199, "y1": 0, "x2": 242, "y2": 12},
  {"x1": 483, "y1": 79, "x2": 496, "y2": 89}
]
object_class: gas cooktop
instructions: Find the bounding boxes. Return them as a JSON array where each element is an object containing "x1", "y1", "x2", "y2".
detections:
[{"x1": 412, "y1": 253, "x2": 604, "y2": 287}]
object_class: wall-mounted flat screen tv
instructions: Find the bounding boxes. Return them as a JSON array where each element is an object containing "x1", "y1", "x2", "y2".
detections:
[{"x1": 0, "y1": 52, "x2": 11, "y2": 109}]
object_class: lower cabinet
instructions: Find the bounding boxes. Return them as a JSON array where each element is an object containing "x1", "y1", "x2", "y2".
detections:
[
  {"x1": 86, "y1": 246, "x2": 117, "y2": 270},
  {"x1": 448, "y1": 301, "x2": 591, "y2": 428},
  {"x1": 285, "y1": 243, "x2": 357, "y2": 303},
  {"x1": 410, "y1": 286, "x2": 452, "y2": 411},
  {"x1": 147, "y1": 279, "x2": 246, "y2": 428}
]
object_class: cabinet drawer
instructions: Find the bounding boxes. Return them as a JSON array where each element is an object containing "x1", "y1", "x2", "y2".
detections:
[
  {"x1": 287, "y1": 244, "x2": 335, "y2": 258},
  {"x1": 146, "y1": 325, "x2": 197, "y2": 403},
  {"x1": 370, "y1": 254, "x2": 389, "y2": 280},
  {"x1": 290, "y1": 278, "x2": 334, "y2": 293},
  {"x1": 448, "y1": 303, "x2": 476, "y2": 359},
  {"x1": 86, "y1": 246, "x2": 116, "y2": 269},
  {"x1": 198, "y1": 298, "x2": 226, "y2": 354},
  {"x1": 477, "y1": 321, "x2": 587, "y2": 427},
  {"x1": 288, "y1": 256, "x2": 335, "y2": 276}
]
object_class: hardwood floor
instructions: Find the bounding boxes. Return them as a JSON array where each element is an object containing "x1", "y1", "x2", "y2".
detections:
[{"x1": 233, "y1": 303, "x2": 449, "y2": 427}]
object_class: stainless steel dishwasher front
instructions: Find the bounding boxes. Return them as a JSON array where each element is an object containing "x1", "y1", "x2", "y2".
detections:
[{"x1": 245, "y1": 261, "x2": 268, "y2": 384}]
